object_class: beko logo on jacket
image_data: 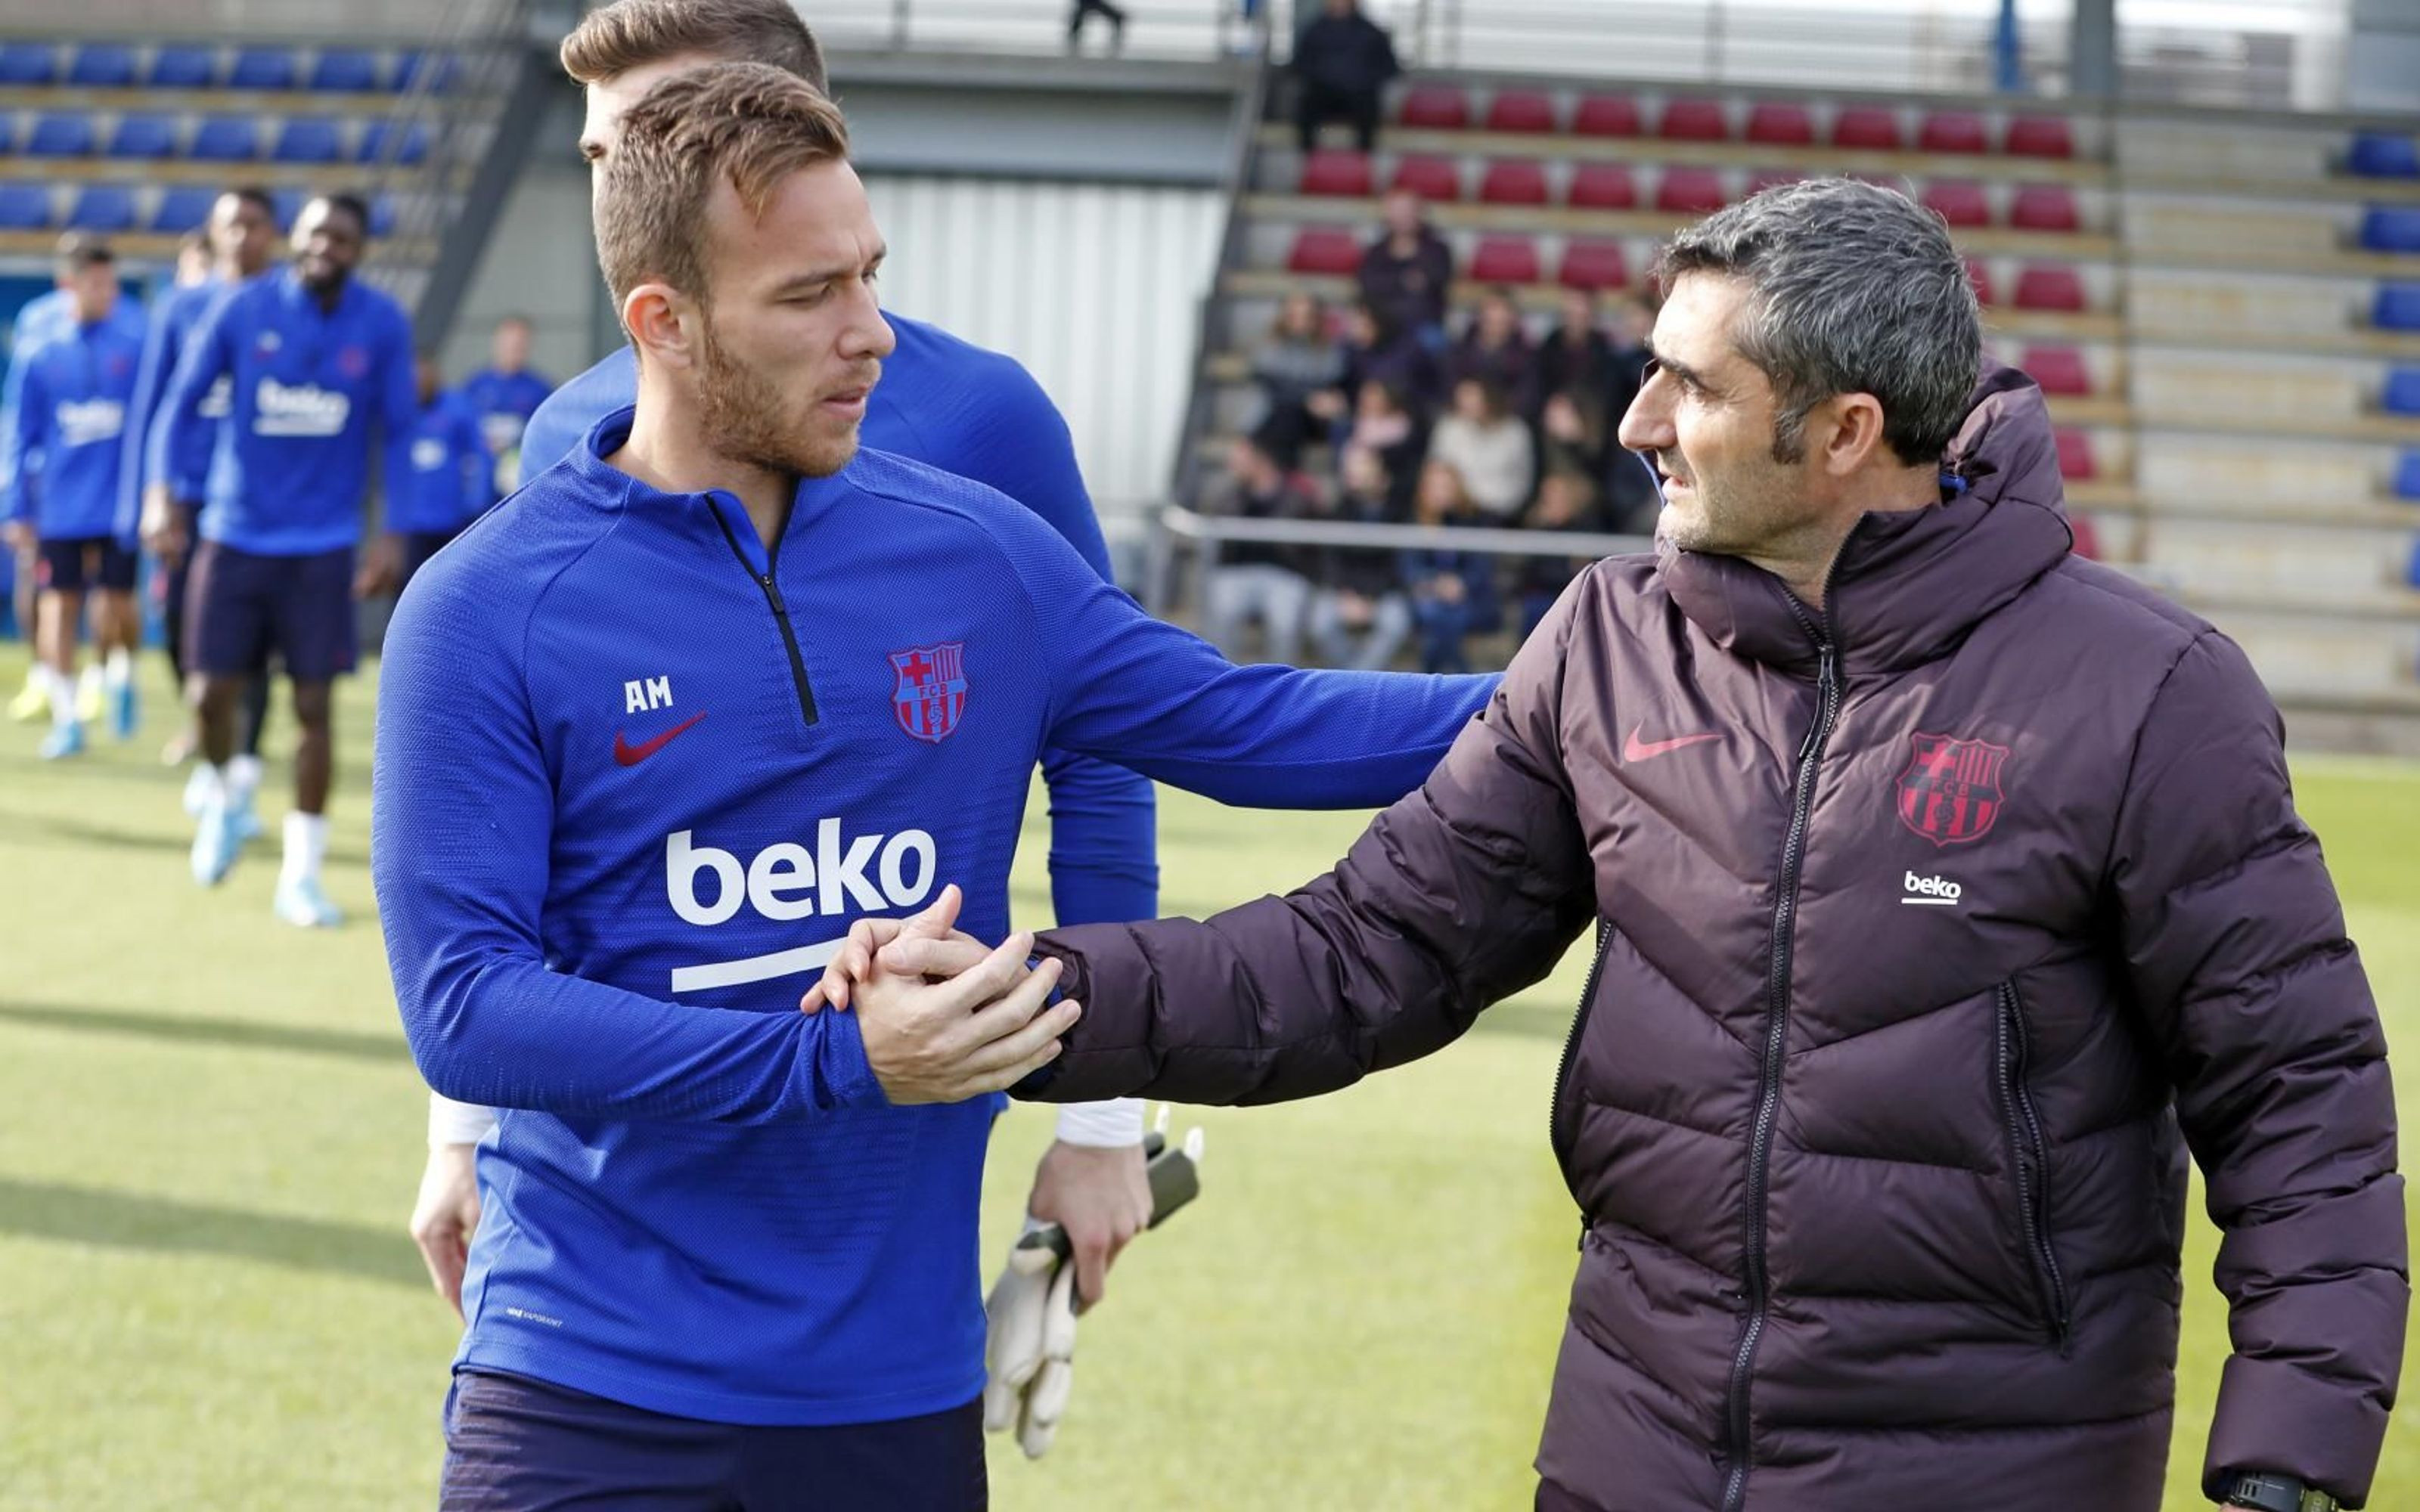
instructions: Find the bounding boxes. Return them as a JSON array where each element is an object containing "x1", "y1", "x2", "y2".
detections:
[
  {"x1": 665, "y1": 824, "x2": 940, "y2": 993},
  {"x1": 253, "y1": 378, "x2": 351, "y2": 438},
  {"x1": 54, "y1": 398, "x2": 126, "y2": 447}
]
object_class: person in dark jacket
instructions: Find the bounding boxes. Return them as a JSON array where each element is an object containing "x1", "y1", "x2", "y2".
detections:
[
  {"x1": 1447, "y1": 287, "x2": 1539, "y2": 417},
  {"x1": 811, "y1": 181, "x2": 2407, "y2": 1512},
  {"x1": 1292, "y1": 0, "x2": 1398, "y2": 152},
  {"x1": 1399, "y1": 459, "x2": 1501, "y2": 674},
  {"x1": 1358, "y1": 190, "x2": 1455, "y2": 344}
]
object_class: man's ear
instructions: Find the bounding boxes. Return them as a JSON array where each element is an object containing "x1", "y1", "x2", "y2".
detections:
[
  {"x1": 622, "y1": 281, "x2": 698, "y2": 372},
  {"x1": 1819, "y1": 391, "x2": 1890, "y2": 479}
]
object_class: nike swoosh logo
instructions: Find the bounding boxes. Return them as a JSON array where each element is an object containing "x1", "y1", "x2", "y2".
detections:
[
  {"x1": 1624, "y1": 726, "x2": 1722, "y2": 762},
  {"x1": 613, "y1": 711, "x2": 706, "y2": 767}
]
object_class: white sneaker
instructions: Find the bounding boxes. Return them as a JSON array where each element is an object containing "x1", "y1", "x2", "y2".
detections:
[{"x1": 272, "y1": 874, "x2": 344, "y2": 928}]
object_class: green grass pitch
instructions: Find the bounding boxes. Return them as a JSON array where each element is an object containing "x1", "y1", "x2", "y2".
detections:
[{"x1": 0, "y1": 643, "x2": 2409, "y2": 1508}]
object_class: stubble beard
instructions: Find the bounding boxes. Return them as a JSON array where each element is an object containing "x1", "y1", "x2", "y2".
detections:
[{"x1": 695, "y1": 314, "x2": 859, "y2": 480}]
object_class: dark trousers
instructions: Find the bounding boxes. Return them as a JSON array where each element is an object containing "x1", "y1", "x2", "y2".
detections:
[
  {"x1": 160, "y1": 501, "x2": 268, "y2": 757},
  {"x1": 1069, "y1": 0, "x2": 1126, "y2": 40},
  {"x1": 1297, "y1": 80, "x2": 1381, "y2": 153}
]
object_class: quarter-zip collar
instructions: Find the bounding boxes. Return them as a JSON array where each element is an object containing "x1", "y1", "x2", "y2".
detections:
[{"x1": 571, "y1": 403, "x2": 854, "y2": 559}]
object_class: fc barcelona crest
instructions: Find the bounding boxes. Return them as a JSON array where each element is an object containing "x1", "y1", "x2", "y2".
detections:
[
  {"x1": 1896, "y1": 733, "x2": 2010, "y2": 847},
  {"x1": 890, "y1": 643, "x2": 968, "y2": 744}
]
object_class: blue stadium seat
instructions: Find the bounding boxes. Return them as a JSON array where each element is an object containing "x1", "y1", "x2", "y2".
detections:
[
  {"x1": 358, "y1": 119, "x2": 430, "y2": 166},
  {"x1": 274, "y1": 118, "x2": 345, "y2": 164},
  {"x1": 67, "y1": 185, "x2": 136, "y2": 234},
  {"x1": 272, "y1": 188, "x2": 307, "y2": 231},
  {"x1": 191, "y1": 116, "x2": 262, "y2": 162},
  {"x1": 0, "y1": 184, "x2": 54, "y2": 231},
  {"x1": 154, "y1": 184, "x2": 218, "y2": 233},
  {"x1": 368, "y1": 193, "x2": 398, "y2": 237},
  {"x1": 109, "y1": 114, "x2": 180, "y2": 160},
  {"x1": 68, "y1": 44, "x2": 137, "y2": 88},
  {"x1": 2349, "y1": 132, "x2": 2420, "y2": 179},
  {"x1": 229, "y1": 48, "x2": 298, "y2": 91},
  {"x1": 0, "y1": 42, "x2": 58, "y2": 85},
  {"x1": 390, "y1": 51, "x2": 459, "y2": 94},
  {"x1": 2384, "y1": 367, "x2": 2420, "y2": 417},
  {"x1": 2378, "y1": 284, "x2": 2420, "y2": 332},
  {"x1": 2361, "y1": 206, "x2": 2420, "y2": 256},
  {"x1": 27, "y1": 113, "x2": 98, "y2": 159},
  {"x1": 309, "y1": 49, "x2": 381, "y2": 93},
  {"x1": 147, "y1": 45, "x2": 217, "y2": 89},
  {"x1": 2396, "y1": 449, "x2": 2420, "y2": 502}
]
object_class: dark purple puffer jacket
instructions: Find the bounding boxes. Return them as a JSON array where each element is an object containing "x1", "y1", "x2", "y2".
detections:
[{"x1": 1029, "y1": 366, "x2": 2406, "y2": 1510}]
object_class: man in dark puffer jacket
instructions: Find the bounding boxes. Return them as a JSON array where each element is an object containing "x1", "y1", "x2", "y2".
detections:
[{"x1": 816, "y1": 180, "x2": 2407, "y2": 1511}]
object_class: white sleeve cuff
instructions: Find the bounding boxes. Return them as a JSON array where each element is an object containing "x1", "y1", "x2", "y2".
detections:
[
  {"x1": 428, "y1": 1090, "x2": 501, "y2": 1149},
  {"x1": 1053, "y1": 1098, "x2": 1146, "y2": 1148}
]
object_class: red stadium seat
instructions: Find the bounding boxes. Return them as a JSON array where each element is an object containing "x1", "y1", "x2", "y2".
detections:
[
  {"x1": 1964, "y1": 256, "x2": 1997, "y2": 307},
  {"x1": 1299, "y1": 148, "x2": 1373, "y2": 198},
  {"x1": 1484, "y1": 90, "x2": 1559, "y2": 134},
  {"x1": 2014, "y1": 265, "x2": 2088, "y2": 312},
  {"x1": 2053, "y1": 428, "x2": 2097, "y2": 481},
  {"x1": 1389, "y1": 154, "x2": 1464, "y2": 201},
  {"x1": 1559, "y1": 239, "x2": 1630, "y2": 291},
  {"x1": 2009, "y1": 184, "x2": 2082, "y2": 233},
  {"x1": 1399, "y1": 85, "x2": 1470, "y2": 131},
  {"x1": 2005, "y1": 115, "x2": 2074, "y2": 159},
  {"x1": 1921, "y1": 179, "x2": 1993, "y2": 228},
  {"x1": 2023, "y1": 345, "x2": 2093, "y2": 395},
  {"x1": 1658, "y1": 97, "x2": 1730, "y2": 141},
  {"x1": 1470, "y1": 234, "x2": 1543, "y2": 285},
  {"x1": 1745, "y1": 102, "x2": 1815, "y2": 146},
  {"x1": 1286, "y1": 227, "x2": 1363, "y2": 275},
  {"x1": 1746, "y1": 169, "x2": 1805, "y2": 197},
  {"x1": 1479, "y1": 159, "x2": 1552, "y2": 206},
  {"x1": 1655, "y1": 166, "x2": 1728, "y2": 215},
  {"x1": 1830, "y1": 106, "x2": 1904, "y2": 151},
  {"x1": 1567, "y1": 161, "x2": 1640, "y2": 210},
  {"x1": 1918, "y1": 111, "x2": 1990, "y2": 155},
  {"x1": 1572, "y1": 94, "x2": 1643, "y2": 138},
  {"x1": 2068, "y1": 513, "x2": 2100, "y2": 559}
]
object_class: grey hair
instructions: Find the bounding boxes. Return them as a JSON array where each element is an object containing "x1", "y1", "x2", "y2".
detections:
[{"x1": 1652, "y1": 178, "x2": 1981, "y2": 465}]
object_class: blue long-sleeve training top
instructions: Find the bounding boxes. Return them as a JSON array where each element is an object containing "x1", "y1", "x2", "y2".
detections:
[
  {"x1": 5, "y1": 311, "x2": 145, "y2": 539},
  {"x1": 5, "y1": 289, "x2": 144, "y2": 516},
  {"x1": 460, "y1": 364, "x2": 554, "y2": 461},
  {"x1": 391, "y1": 386, "x2": 494, "y2": 535},
  {"x1": 123, "y1": 275, "x2": 239, "y2": 518},
  {"x1": 373, "y1": 408, "x2": 1494, "y2": 1424},
  {"x1": 152, "y1": 268, "x2": 416, "y2": 556}
]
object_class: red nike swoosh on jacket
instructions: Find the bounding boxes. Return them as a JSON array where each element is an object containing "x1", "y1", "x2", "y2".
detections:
[
  {"x1": 613, "y1": 711, "x2": 707, "y2": 767},
  {"x1": 1622, "y1": 727, "x2": 1722, "y2": 762}
]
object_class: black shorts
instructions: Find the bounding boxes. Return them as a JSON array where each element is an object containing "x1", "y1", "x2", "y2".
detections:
[
  {"x1": 35, "y1": 535, "x2": 138, "y2": 593},
  {"x1": 185, "y1": 540, "x2": 358, "y2": 683},
  {"x1": 439, "y1": 1369, "x2": 988, "y2": 1511}
]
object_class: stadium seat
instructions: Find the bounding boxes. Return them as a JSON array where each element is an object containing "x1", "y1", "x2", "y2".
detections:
[
  {"x1": 2384, "y1": 367, "x2": 2420, "y2": 416},
  {"x1": 1918, "y1": 111, "x2": 1989, "y2": 155},
  {"x1": 67, "y1": 185, "x2": 136, "y2": 233},
  {"x1": 272, "y1": 188, "x2": 307, "y2": 230},
  {"x1": 1559, "y1": 239, "x2": 1630, "y2": 291},
  {"x1": 2359, "y1": 206, "x2": 2420, "y2": 254},
  {"x1": 229, "y1": 48, "x2": 299, "y2": 91},
  {"x1": 1745, "y1": 102, "x2": 1815, "y2": 146},
  {"x1": 1286, "y1": 226, "x2": 1362, "y2": 275},
  {"x1": 0, "y1": 184, "x2": 55, "y2": 231},
  {"x1": 2395, "y1": 448, "x2": 2420, "y2": 500},
  {"x1": 2376, "y1": 284, "x2": 2420, "y2": 331},
  {"x1": 0, "y1": 42, "x2": 58, "y2": 85},
  {"x1": 1745, "y1": 169, "x2": 1804, "y2": 197},
  {"x1": 2053, "y1": 428, "x2": 2096, "y2": 481},
  {"x1": 191, "y1": 116, "x2": 262, "y2": 162},
  {"x1": 1572, "y1": 94, "x2": 1642, "y2": 138},
  {"x1": 109, "y1": 114, "x2": 180, "y2": 160},
  {"x1": 1399, "y1": 85, "x2": 1469, "y2": 131},
  {"x1": 2349, "y1": 132, "x2": 2420, "y2": 178},
  {"x1": 1390, "y1": 155, "x2": 1463, "y2": 202},
  {"x1": 358, "y1": 120, "x2": 430, "y2": 166},
  {"x1": 147, "y1": 45, "x2": 216, "y2": 89},
  {"x1": 1470, "y1": 234, "x2": 1542, "y2": 285},
  {"x1": 2009, "y1": 184, "x2": 2083, "y2": 233},
  {"x1": 1964, "y1": 256, "x2": 1997, "y2": 306},
  {"x1": 1658, "y1": 98, "x2": 1730, "y2": 141},
  {"x1": 1483, "y1": 90, "x2": 1558, "y2": 134},
  {"x1": 368, "y1": 193, "x2": 399, "y2": 237},
  {"x1": 1655, "y1": 166, "x2": 1728, "y2": 215},
  {"x1": 1299, "y1": 149, "x2": 1373, "y2": 198},
  {"x1": 1830, "y1": 106, "x2": 1904, "y2": 151},
  {"x1": 67, "y1": 45, "x2": 136, "y2": 88},
  {"x1": 391, "y1": 51, "x2": 460, "y2": 94},
  {"x1": 2005, "y1": 115, "x2": 2075, "y2": 159},
  {"x1": 2068, "y1": 513, "x2": 2100, "y2": 560},
  {"x1": 2015, "y1": 265, "x2": 2088, "y2": 311},
  {"x1": 1567, "y1": 162, "x2": 1639, "y2": 210},
  {"x1": 27, "y1": 113, "x2": 98, "y2": 160},
  {"x1": 153, "y1": 184, "x2": 217, "y2": 233},
  {"x1": 274, "y1": 118, "x2": 346, "y2": 164},
  {"x1": 1478, "y1": 159, "x2": 1551, "y2": 206},
  {"x1": 2022, "y1": 345, "x2": 2093, "y2": 395},
  {"x1": 1921, "y1": 179, "x2": 1993, "y2": 228},
  {"x1": 0, "y1": 118, "x2": 14, "y2": 155},
  {"x1": 309, "y1": 49, "x2": 382, "y2": 93}
]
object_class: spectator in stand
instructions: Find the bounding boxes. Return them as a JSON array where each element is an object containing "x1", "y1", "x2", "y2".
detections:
[
  {"x1": 1514, "y1": 467, "x2": 1605, "y2": 637},
  {"x1": 1608, "y1": 289, "x2": 1656, "y2": 397},
  {"x1": 1401, "y1": 460, "x2": 1500, "y2": 674},
  {"x1": 1336, "y1": 300, "x2": 1442, "y2": 419},
  {"x1": 1292, "y1": 0, "x2": 1398, "y2": 153},
  {"x1": 1202, "y1": 435, "x2": 1320, "y2": 664},
  {"x1": 1536, "y1": 287, "x2": 1616, "y2": 411},
  {"x1": 1429, "y1": 376, "x2": 1534, "y2": 520},
  {"x1": 1447, "y1": 287, "x2": 1538, "y2": 417},
  {"x1": 1068, "y1": 0, "x2": 1128, "y2": 52},
  {"x1": 1341, "y1": 379, "x2": 1425, "y2": 511},
  {"x1": 1357, "y1": 190, "x2": 1454, "y2": 346},
  {"x1": 1249, "y1": 291, "x2": 1348, "y2": 468},
  {"x1": 1307, "y1": 446, "x2": 1411, "y2": 669}
]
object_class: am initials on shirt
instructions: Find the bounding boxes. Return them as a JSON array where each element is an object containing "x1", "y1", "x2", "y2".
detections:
[{"x1": 625, "y1": 676, "x2": 674, "y2": 714}]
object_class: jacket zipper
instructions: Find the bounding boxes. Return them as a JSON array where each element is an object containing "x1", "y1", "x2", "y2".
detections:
[
  {"x1": 1996, "y1": 982, "x2": 2071, "y2": 1348},
  {"x1": 1720, "y1": 620, "x2": 1839, "y2": 1512},
  {"x1": 707, "y1": 500, "x2": 820, "y2": 729},
  {"x1": 1551, "y1": 919, "x2": 1615, "y2": 1245}
]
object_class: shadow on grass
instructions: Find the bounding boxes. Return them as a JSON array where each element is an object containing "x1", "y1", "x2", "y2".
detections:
[
  {"x1": 0, "y1": 1176, "x2": 426, "y2": 1287},
  {"x1": 0, "y1": 1000, "x2": 408, "y2": 1064},
  {"x1": 0, "y1": 811, "x2": 368, "y2": 867}
]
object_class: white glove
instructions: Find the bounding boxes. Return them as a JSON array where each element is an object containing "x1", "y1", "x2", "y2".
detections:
[{"x1": 983, "y1": 1219, "x2": 1080, "y2": 1458}]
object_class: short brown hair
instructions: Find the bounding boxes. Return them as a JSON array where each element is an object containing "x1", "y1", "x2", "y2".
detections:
[
  {"x1": 594, "y1": 61, "x2": 851, "y2": 316},
  {"x1": 560, "y1": 0, "x2": 827, "y2": 93}
]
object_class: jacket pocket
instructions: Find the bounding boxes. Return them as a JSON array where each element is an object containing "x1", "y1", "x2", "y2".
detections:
[{"x1": 1995, "y1": 981, "x2": 2072, "y2": 1349}]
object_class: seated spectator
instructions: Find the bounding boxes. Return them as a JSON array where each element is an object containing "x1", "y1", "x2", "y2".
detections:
[
  {"x1": 1608, "y1": 290, "x2": 1657, "y2": 399},
  {"x1": 1536, "y1": 287, "x2": 1615, "y2": 411},
  {"x1": 1428, "y1": 376, "x2": 1534, "y2": 520},
  {"x1": 1337, "y1": 301, "x2": 1443, "y2": 420},
  {"x1": 1514, "y1": 469, "x2": 1606, "y2": 637},
  {"x1": 1358, "y1": 190, "x2": 1455, "y2": 345},
  {"x1": 1292, "y1": 0, "x2": 1399, "y2": 153},
  {"x1": 1202, "y1": 436, "x2": 1320, "y2": 664},
  {"x1": 1540, "y1": 386, "x2": 1609, "y2": 482},
  {"x1": 1401, "y1": 460, "x2": 1502, "y2": 674},
  {"x1": 1341, "y1": 380, "x2": 1426, "y2": 511},
  {"x1": 1447, "y1": 288, "x2": 1538, "y2": 416},
  {"x1": 1308, "y1": 447, "x2": 1413, "y2": 670},
  {"x1": 1249, "y1": 291, "x2": 1348, "y2": 468}
]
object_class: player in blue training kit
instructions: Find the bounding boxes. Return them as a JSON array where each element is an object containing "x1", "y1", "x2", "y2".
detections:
[
  {"x1": 377, "y1": 60, "x2": 1494, "y2": 1510},
  {"x1": 457, "y1": 314, "x2": 552, "y2": 494},
  {"x1": 155, "y1": 192, "x2": 416, "y2": 926},
  {"x1": 3, "y1": 237, "x2": 146, "y2": 758},
  {"x1": 392, "y1": 354, "x2": 494, "y2": 593}
]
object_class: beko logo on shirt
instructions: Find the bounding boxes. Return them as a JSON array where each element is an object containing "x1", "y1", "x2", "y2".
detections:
[
  {"x1": 253, "y1": 377, "x2": 351, "y2": 438},
  {"x1": 411, "y1": 437, "x2": 450, "y2": 471},
  {"x1": 54, "y1": 398, "x2": 126, "y2": 447},
  {"x1": 665, "y1": 823, "x2": 941, "y2": 994}
]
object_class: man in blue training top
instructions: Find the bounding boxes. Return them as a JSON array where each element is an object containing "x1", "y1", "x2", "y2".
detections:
[
  {"x1": 376, "y1": 62, "x2": 1494, "y2": 1510},
  {"x1": 457, "y1": 314, "x2": 552, "y2": 494},
  {"x1": 2, "y1": 236, "x2": 147, "y2": 758},
  {"x1": 391, "y1": 352, "x2": 495, "y2": 594},
  {"x1": 155, "y1": 192, "x2": 417, "y2": 927}
]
